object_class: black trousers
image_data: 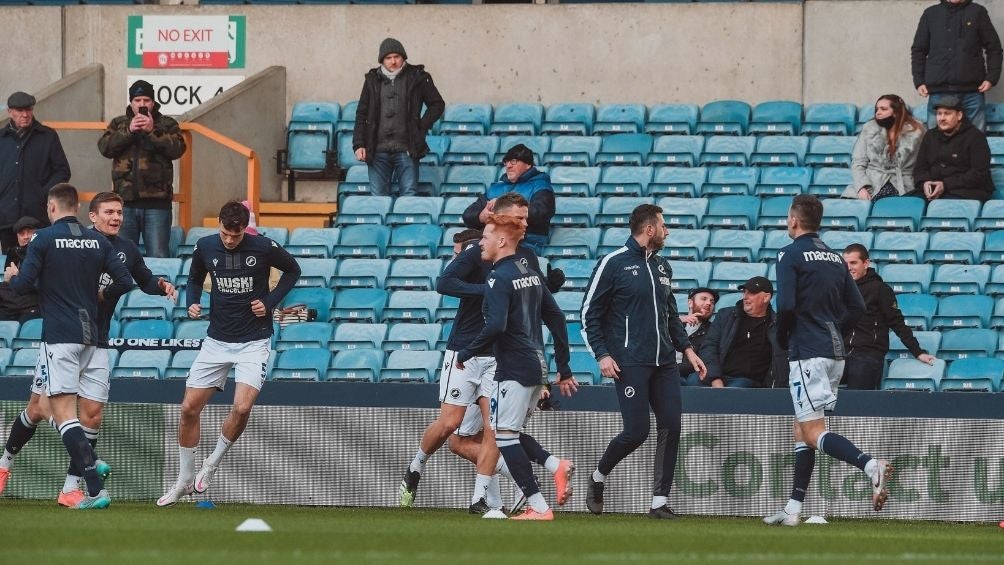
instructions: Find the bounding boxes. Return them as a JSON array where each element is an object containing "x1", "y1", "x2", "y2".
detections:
[{"x1": 843, "y1": 353, "x2": 885, "y2": 390}]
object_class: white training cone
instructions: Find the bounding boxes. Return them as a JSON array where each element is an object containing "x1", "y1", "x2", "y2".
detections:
[
  {"x1": 804, "y1": 515, "x2": 828, "y2": 524},
  {"x1": 236, "y1": 518, "x2": 272, "y2": 532}
]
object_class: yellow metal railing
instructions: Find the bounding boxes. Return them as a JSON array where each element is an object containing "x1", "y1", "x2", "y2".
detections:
[{"x1": 47, "y1": 121, "x2": 261, "y2": 230}]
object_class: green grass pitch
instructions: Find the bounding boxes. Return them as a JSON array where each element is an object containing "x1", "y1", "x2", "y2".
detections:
[{"x1": 4, "y1": 501, "x2": 1003, "y2": 564}]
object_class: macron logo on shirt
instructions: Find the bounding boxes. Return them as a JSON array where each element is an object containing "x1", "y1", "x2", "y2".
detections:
[
  {"x1": 55, "y1": 238, "x2": 99, "y2": 249},
  {"x1": 802, "y1": 250, "x2": 842, "y2": 263}
]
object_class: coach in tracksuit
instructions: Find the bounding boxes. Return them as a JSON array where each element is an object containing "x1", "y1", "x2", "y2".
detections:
[
  {"x1": 581, "y1": 203, "x2": 706, "y2": 520},
  {"x1": 766, "y1": 194, "x2": 891, "y2": 527}
]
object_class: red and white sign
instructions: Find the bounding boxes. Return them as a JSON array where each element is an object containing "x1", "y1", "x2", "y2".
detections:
[{"x1": 137, "y1": 16, "x2": 230, "y2": 69}]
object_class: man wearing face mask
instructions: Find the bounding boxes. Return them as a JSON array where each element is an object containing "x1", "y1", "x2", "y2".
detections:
[
  {"x1": 843, "y1": 95, "x2": 925, "y2": 201},
  {"x1": 912, "y1": 95, "x2": 994, "y2": 201}
]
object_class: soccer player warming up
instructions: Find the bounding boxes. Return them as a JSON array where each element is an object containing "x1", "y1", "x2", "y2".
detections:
[
  {"x1": 766, "y1": 195, "x2": 892, "y2": 527},
  {"x1": 158, "y1": 201, "x2": 300, "y2": 506}
]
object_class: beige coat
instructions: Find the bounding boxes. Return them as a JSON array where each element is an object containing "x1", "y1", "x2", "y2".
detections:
[{"x1": 843, "y1": 120, "x2": 925, "y2": 198}]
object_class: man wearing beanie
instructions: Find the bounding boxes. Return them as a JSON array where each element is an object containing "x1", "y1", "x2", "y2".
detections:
[
  {"x1": 0, "y1": 91, "x2": 70, "y2": 251},
  {"x1": 462, "y1": 144, "x2": 555, "y2": 255},
  {"x1": 98, "y1": 80, "x2": 186, "y2": 257},
  {"x1": 353, "y1": 38, "x2": 445, "y2": 197}
]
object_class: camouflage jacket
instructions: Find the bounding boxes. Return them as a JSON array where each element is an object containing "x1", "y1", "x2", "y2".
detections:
[{"x1": 97, "y1": 106, "x2": 186, "y2": 202}]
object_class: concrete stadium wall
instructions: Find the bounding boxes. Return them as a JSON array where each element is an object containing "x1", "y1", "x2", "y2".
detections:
[{"x1": 0, "y1": 7, "x2": 62, "y2": 99}]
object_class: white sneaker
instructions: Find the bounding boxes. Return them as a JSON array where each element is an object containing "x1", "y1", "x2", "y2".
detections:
[
  {"x1": 763, "y1": 509, "x2": 800, "y2": 526},
  {"x1": 157, "y1": 481, "x2": 194, "y2": 507},
  {"x1": 870, "y1": 459, "x2": 893, "y2": 511},
  {"x1": 194, "y1": 463, "x2": 219, "y2": 494}
]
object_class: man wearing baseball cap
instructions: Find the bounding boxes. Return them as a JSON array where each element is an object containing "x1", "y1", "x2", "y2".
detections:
[
  {"x1": 677, "y1": 287, "x2": 718, "y2": 383},
  {"x1": 0, "y1": 91, "x2": 70, "y2": 252},
  {"x1": 913, "y1": 94, "x2": 994, "y2": 201},
  {"x1": 696, "y1": 276, "x2": 788, "y2": 388},
  {"x1": 0, "y1": 215, "x2": 41, "y2": 322}
]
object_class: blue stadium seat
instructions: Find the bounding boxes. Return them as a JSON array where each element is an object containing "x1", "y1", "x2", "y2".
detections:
[
  {"x1": 144, "y1": 258, "x2": 183, "y2": 281},
  {"x1": 384, "y1": 323, "x2": 441, "y2": 351},
  {"x1": 286, "y1": 101, "x2": 339, "y2": 172},
  {"x1": 385, "y1": 259, "x2": 442, "y2": 291},
  {"x1": 543, "y1": 228, "x2": 602, "y2": 259},
  {"x1": 748, "y1": 100, "x2": 802, "y2": 136},
  {"x1": 647, "y1": 135, "x2": 704, "y2": 167},
  {"x1": 660, "y1": 197, "x2": 708, "y2": 229},
  {"x1": 750, "y1": 136, "x2": 809, "y2": 168},
  {"x1": 0, "y1": 347, "x2": 12, "y2": 374},
  {"x1": 331, "y1": 323, "x2": 387, "y2": 351},
  {"x1": 335, "y1": 100, "x2": 357, "y2": 134},
  {"x1": 543, "y1": 136, "x2": 602, "y2": 167},
  {"x1": 701, "y1": 195, "x2": 760, "y2": 230},
  {"x1": 386, "y1": 225, "x2": 444, "y2": 260},
  {"x1": 295, "y1": 258, "x2": 338, "y2": 287},
  {"x1": 490, "y1": 103, "x2": 545, "y2": 136},
  {"x1": 939, "y1": 328, "x2": 997, "y2": 360},
  {"x1": 819, "y1": 230, "x2": 873, "y2": 253},
  {"x1": 598, "y1": 227, "x2": 632, "y2": 255},
  {"x1": 164, "y1": 350, "x2": 199, "y2": 380},
  {"x1": 879, "y1": 264, "x2": 934, "y2": 294},
  {"x1": 645, "y1": 104, "x2": 699, "y2": 135},
  {"x1": 177, "y1": 227, "x2": 218, "y2": 258},
  {"x1": 929, "y1": 264, "x2": 990, "y2": 296},
  {"x1": 335, "y1": 195, "x2": 392, "y2": 226},
  {"x1": 923, "y1": 231, "x2": 983, "y2": 264},
  {"x1": 288, "y1": 228, "x2": 340, "y2": 258},
  {"x1": 420, "y1": 136, "x2": 450, "y2": 166},
  {"x1": 649, "y1": 167, "x2": 706, "y2": 198},
  {"x1": 439, "y1": 197, "x2": 474, "y2": 227},
  {"x1": 440, "y1": 165, "x2": 498, "y2": 198},
  {"x1": 331, "y1": 224, "x2": 390, "y2": 259},
  {"x1": 595, "y1": 197, "x2": 653, "y2": 228},
  {"x1": 443, "y1": 136, "x2": 499, "y2": 166},
  {"x1": 272, "y1": 348, "x2": 329, "y2": 381},
  {"x1": 593, "y1": 104, "x2": 647, "y2": 134},
  {"x1": 898, "y1": 293, "x2": 938, "y2": 330},
  {"x1": 595, "y1": 133, "x2": 653, "y2": 167},
  {"x1": 174, "y1": 319, "x2": 210, "y2": 340},
  {"x1": 696, "y1": 100, "x2": 751, "y2": 136},
  {"x1": 551, "y1": 351, "x2": 599, "y2": 386},
  {"x1": 380, "y1": 350, "x2": 442, "y2": 383},
  {"x1": 857, "y1": 104, "x2": 875, "y2": 133},
  {"x1": 436, "y1": 295, "x2": 460, "y2": 323},
  {"x1": 282, "y1": 287, "x2": 335, "y2": 313},
  {"x1": 821, "y1": 199, "x2": 870, "y2": 231},
  {"x1": 554, "y1": 291, "x2": 585, "y2": 322},
  {"x1": 870, "y1": 232, "x2": 929, "y2": 264},
  {"x1": 993, "y1": 297, "x2": 1004, "y2": 328},
  {"x1": 704, "y1": 229, "x2": 763, "y2": 263},
  {"x1": 111, "y1": 349, "x2": 172, "y2": 379},
  {"x1": 554, "y1": 197, "x2": 601, "y2": 228},
  {"x1": 887, "y1": 330, "x2": 941, "y2": 361},
  {"x1": 919, "y1": 199, "x2": 981, "y2": 232},
  {"x1": 801, "y1": 103, "x2": 857, "y2": 136},
  {"x1": 981, "y1": 231, "x2": 1004, "y2": 265},
  {"x1": 327, "y1": 349, "x2": 383, "y2": 382},
  {"x1": 0, "y1": 321, "x2": 18, "y2": 349},
  {"x1": 701, "y1": 167, "x2": 759, "y2": 196},
  {"x1": 118, "y1": 290, "x2": 171, "y2": 321},
  {"x1": 931, "y1": 294, "x2": 993, "y2": 330},
  {"x1": 550, "y1": 166, "x2": 601, "y2": 197},
  {"x1": 808, "y1": 167, "x2": 852, "y2": 198},
  {"x1": 121, "y1": 319, "x2": 173, "y2": 339},
  {"x1": 715, "y1": 292, "x2": 743, "y2": 313},
  {"x1": 256, "y1": 227, "x2": 289, "y2": 245},
  {"x1": 5, "y1": 348, "x2": 38, "y2": 376},
  {"x1": 596, "y1": 167, "x2": 654, "y2": 198},
  {"x1": 382, "y1": 290, "x2": 440, "y2": 323},
  {"x1": 337, "y1": 133, "x2": 364, "y2": 169},
  {"x1": 664, "y1": 229, "x2": 710, "y2": 262},
  {"x1": 540, "y1": 103, "x2": 595, "y2": 136},
  {"x1": 698, "y1": 136, "x2": 756, "y2": 166},
  {"x1": 338, "y1": 165, "x2": 371, "y2": 196},
  {"x1": 668, "y1": 261, "x2": 713, "y2": 291},
  {"x1": 439, "y1": 103, "x2": 492, "y2": 136},
  {"x1": 883, "y1": 358, "x2": 945, "y2": 391},
  {"x1": 419, "y1": 165, "x2": 446, "y2": 196},
  {"x1": 989, "y1": 138, "x2": 1004, "y2": 166},
  {"x1": 329, "y1": 288, "x2": 387, "y2": 323},
  {"x1": 865, "y1": 197, "x2": 925, "y2": 232},
  {"x1": 758, "y1": 230, "x2": 793, "y2": 262},
  {"x1": 985, "y1": 103, "x2": 1004, "y2": 136},
  {"x1": 551, "y1": 259, "x2": 597, "y2": 291},
  {"x1": 386, "y1": 196, "x2": 444, "y2": 226},
  {"x1": 495, "y1": 135, "x2": 550, "y2": 165},
  {"x1": 755, "y1": 168, "x2": 810, "y2": 197},
  {"x1": 941, "y1": 357, "x2": 1004, "y2": 392},
  {"x1": 988, "y1": 265, "x2": 1004, "y2": 297},
  {"x1": 708, "y1": 262, "x2": 767, "y2": 292},
  {"x1": 992, "y1": 169, "x2": 1004, "y2": 200},
  {"x1": 975, "y1": 200, "x2": 1004, "y2": 231},
  {"x1": 804, "y1": 136, "x2": 855, "y2": 167}
]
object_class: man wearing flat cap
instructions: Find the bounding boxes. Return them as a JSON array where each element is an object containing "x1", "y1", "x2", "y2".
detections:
[
  {"x1": 913, "y1": 95, "x2": 994, "y2": 201},
  {"x1": 98, "y1": 80, "x2": 186, "y2": 257},
  {"x1": 677, "y1": 287, "x2": 717, "y2": 384},
  {"x1": 0, "y1": 91, "x2": 70, "y2": 252},
  {"x1": 697, "y1": 276, "x2": 788, "y2": 388},
  {"x1": 463, "y1": 144, "x2": 555, "y2": 255}
]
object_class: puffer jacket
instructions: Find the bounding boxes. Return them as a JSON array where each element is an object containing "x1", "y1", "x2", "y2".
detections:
[{"x1": 97, "y1": 104, "x2": 186, "y2": 203}]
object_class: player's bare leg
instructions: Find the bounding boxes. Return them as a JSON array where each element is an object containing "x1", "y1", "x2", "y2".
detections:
[
  {"x1": 158, "y1": 386, "x2": 214, "y2": 506},
  {"x1": 195, "y1": 383, "x2": 260, "y2": 493},
  {"x1": 400, "y1": 403, "x2": 465, "y2": 507}
]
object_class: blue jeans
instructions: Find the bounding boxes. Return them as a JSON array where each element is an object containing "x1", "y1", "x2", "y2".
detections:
[
  {"x1": 684, "y1": 373, "x2": 758, "y2": 388},
  {"x1": 369, "y1": 152, "x2": 418, "y2": 197},
  {"x1": 121, "y1": 206, "x2": 171, "y2": 258},
  {"x1": 928, "y1": 92, "x2": 985, "y2": 130}
]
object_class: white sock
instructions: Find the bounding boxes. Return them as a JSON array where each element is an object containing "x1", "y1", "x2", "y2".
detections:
[
  {"x1": 592, "y1": 469, "x2": 606, "y2": 483},
  {"x1": 544, "y1": 456, "x2": 560, "y2": 474},
  {"x1": 63, "y1": 474, "x2": 81, "y2": 494},
  {"x1": 528, "y1": 492, "x2": 549, "y2": 513},
  {"x1": 495, "y1": 457, "x2": 512, "y2": 480},
  {"x1": 651, "y1": 495, "x2": 668, "y2": 510},
  {"x1": 179, "y1": 446, "x2": 198, "y2": 483},
  {"x1": 864, "y1": 458, "x2": 878, "y2": 480},
  {"x1": 0, "y1": 449, "x2": 15, "y2": 470},
  {"x1": 784, "y1": 499, "x2": 802, "y2": 515},
  {"x1": 486, "y1": 474, "x2": 502, "y2": 509},
  {"x1": 472, "y1": 474, "x2": 491, "y2": 505},
  {"x1": 205, "y1": 435, "x2": 233, "y2": 467},
  {"x1": 410, "y1": 449, "x2": 429, "y2": 474}
]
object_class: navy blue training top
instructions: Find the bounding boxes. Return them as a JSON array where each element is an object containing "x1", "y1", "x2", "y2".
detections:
[
  {"x1": 96, "y1": 229, "x2": 166, "y2": 346},
  {"x1": 186, "y1": 233, "x2": 301, "y2": 343}
]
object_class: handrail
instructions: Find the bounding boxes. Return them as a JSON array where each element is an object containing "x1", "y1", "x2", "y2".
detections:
[{"x1": 46, "y1": 121, "x2": 260, "y2": 230}]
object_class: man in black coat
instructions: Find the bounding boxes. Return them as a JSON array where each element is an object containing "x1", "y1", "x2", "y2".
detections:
[
  {"x1": 912, "y1": 0, "x2": 1003, "y2": 130},
  {"x1": 352, "y1": 38, "x2": 445, "y2": 198},
  {"x1": 0, "y1": 92, "x2": 71, "y2": 251},
  {"x1": 678, "y1": 287, "x2": 717, "y2": 385},
  {"x1": 913, "y1": 95, "x2": 994, "y2": 201}
]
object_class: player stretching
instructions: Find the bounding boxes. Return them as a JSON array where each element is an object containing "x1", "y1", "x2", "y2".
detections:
[
  {"x1": 0, "y1": 192, "x2": 175, "y2": 506},
  {"x1": 766, "y1": 194, "x2": 892, "y2": 526},
  {"x1": 455, "y1": 213, "x2": 576, "y2": 521},
  {"x1": 158, "y1": 201, "x2": 300, "y2": 506}
]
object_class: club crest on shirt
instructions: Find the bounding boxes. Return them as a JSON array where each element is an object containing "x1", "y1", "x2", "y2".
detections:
[
  {"x1": 519, "y1": 257, "x2": 528, "y2": 268},
  {"x1": 624, "y1": 386, "x2": 636, "y2": 398},
  {"x1": 117, "y1": 251, "x2": 127, "y2": 263},
  {"x1": 658, "y1": 264, "x2": 666, "y2": 275},
  {"x1": 246, "y1": 256, "x2": 257, "y2": 267}
]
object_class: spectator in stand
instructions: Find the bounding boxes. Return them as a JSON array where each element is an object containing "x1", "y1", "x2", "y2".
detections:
[
  {"x1": 352, "y1": 38, "x2": 445, "y2": 198},
  {"x1": 463, "y1": 144, "x2": 555, "y2": 255},
  {"x1": 912, "y1": 95, "x2": 994, "y2": 201},
  {"x1": 0, "y1": 91, "x2": 70, "y2": 251},
  {"x1": 842, "y1": 244, "x2": 937, "y2": 390},
  {"x1": 912, "y1": 0, "x2": 1002, "y2": 130},
  {"x1": 677, "y1": 287, "x2": 717, "y2": 384},
  {"x1": 843, "y1": 95, "x2": 925, "y2": 201},
  {"x1": 695, "y1": 277, "x2": 788, "y2": 389},
  {"x1": 0, "y1": 216, "x2": 41, "y2": 322}
]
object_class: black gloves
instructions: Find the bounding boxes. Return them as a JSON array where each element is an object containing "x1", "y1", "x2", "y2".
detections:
[{"x1": 545, "y1": 264, "x2": 565, "y2": 293}]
